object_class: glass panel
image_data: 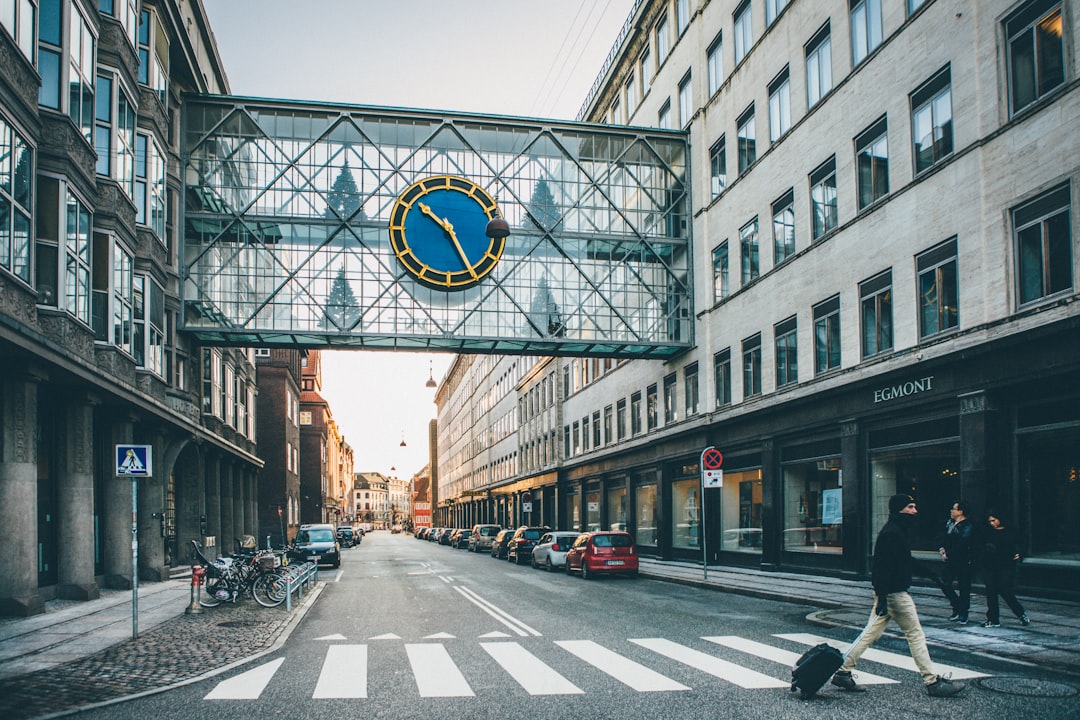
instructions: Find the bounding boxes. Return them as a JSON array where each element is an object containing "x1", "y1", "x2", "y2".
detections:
[
  {"x1": 870, "y1": 444, "x2": 960, "y2": 553},
  {"x1": 634, "y1": 484, "x2": 658, "y2": 546},
  {"x1": 671, "y1": 478, "x2": 700, "y2": 549},
  {"x1": 721, "y1": 468, "x2": 762, "y2": 552},
  {"x1": 783, "y1": 457, "x2": 842, "y2": 553}
]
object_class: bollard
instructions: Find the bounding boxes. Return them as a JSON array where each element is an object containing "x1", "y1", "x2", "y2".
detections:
[{"x1": 185, "y1": 565, "x2": 205, "y2": 615}]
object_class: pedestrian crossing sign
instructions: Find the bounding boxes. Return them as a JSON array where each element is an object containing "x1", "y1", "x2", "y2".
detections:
[{"x1": 116, "y1": 445, "x2": 152, "y2": 477}]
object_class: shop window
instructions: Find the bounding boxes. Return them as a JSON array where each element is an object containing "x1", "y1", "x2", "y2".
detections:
[
  {"x1": 635, "y1": 483, "x2": 658, "y2": 546},
  {"x1": 720, "y1": 468, "x2": 763, "y2": 552},
  {"x1": 567, "y1": 490, "x2": 581, "y2": 532},
  {"x1": 869, "y1": 442, "x2": 961, "y2": 553},
  {"x1": 671, "y1": 477, "x2": 701, "y2": 550},
  {"x1": 783, "y1": 455, "x2": 843, "y2": 553},
  {"x1": 1018, "y1": 409, "x2": 1080, "y2": 562},
  {"x1": 586, "y1": 490, "x2": 601, "y2": 531},
  {"x1": 607, "y1": 486, "x2": 627, "y2": 531}
]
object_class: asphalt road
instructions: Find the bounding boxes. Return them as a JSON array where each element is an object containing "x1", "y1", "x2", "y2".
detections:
[{"x1": 74, "y1": 532, "x2": 1080, "y2": 720}]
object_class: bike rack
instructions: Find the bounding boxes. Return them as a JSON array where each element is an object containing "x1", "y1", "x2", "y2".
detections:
[{"x1": 282, "y1": 561, "x2": 319, "y2": 611}]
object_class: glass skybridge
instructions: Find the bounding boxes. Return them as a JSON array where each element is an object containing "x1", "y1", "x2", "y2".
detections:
[{"x1": 181, "y1": 96, "x2": 691, "y2": 358}]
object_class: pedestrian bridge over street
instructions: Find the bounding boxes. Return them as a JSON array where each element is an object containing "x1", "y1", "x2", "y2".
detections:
[{"x1": 180, "y1": 95, "x2": 691, "y2": 358}]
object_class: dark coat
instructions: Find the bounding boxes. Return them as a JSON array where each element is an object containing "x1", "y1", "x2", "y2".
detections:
[
  {"x1": 872, "y1": 515, "x2": 914, "y2": 595},
  {"x1": 982, "y1": 526, "x2": 1021, "y2": 572},
  {"x1": 942, "y1": 518, "x2": 974, "y2": 565}
]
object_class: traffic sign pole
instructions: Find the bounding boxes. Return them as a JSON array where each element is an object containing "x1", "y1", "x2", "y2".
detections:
[{"x1": 699, "y1": 446, "x2": 724, "y2": 581}]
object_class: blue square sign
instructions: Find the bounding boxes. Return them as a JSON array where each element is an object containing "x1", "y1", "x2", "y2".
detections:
[{"x1": 116, "y1": 445, "x2": 152, "y2": 477}]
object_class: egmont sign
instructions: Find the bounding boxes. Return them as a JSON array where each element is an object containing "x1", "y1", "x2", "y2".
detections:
[{"x1": 873, "y1": 375, "x2": 935, "y2": 403}]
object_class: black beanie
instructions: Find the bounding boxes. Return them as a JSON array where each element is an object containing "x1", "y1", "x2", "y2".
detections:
[{"x1": 889, "y1": 494, "x2": 914, "y2": 515}]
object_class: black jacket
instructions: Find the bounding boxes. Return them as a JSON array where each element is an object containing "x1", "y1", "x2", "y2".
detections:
[
  {"x1": 941, "y1": 518, "x2": 974, "y2": 565},
  {"x1": 982, "y1": 526, "x2": 1021, "y2": 572},
  {"x1": 872, "y1": 515, "x2": 914, "y2": 595}
]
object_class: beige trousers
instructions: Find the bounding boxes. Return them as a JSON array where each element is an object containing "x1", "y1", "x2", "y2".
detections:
[{"x1": 840, "y1": 590, "x2": 938, "y2": 684}]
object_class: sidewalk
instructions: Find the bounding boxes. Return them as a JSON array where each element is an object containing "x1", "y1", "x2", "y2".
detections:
[
  {"x1": 638, "y1": 558, "x2": 1080, "y2": 677},
  {"x1": 0, "y1": 560, "x2": 1076, "y2": 719}
]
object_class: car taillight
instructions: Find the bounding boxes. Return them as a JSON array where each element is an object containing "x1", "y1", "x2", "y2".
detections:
[
  {"x1": 551, "y1": 544, "x2": 560, "y2": 552},
  {"x1": 516, "y1": 538, "x2": 528, "y2": 544}
]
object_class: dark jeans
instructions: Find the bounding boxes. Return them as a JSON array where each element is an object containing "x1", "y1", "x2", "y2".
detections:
[
  {"x1": 984, "y1": 564, "x2": 1026, "y2": 622},
  {"x1": 941, "y1": 560, "x2": 972, "y2": 616}
]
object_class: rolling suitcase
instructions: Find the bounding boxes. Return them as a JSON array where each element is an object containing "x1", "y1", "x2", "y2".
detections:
[{"x1": 790, "y1": 642, "x2": 844, "y2": 697}]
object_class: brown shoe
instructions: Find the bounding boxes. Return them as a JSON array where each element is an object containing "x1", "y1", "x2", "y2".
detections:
[{"x1": 831, "y1": 670, "x2": 867, "y2": 692}]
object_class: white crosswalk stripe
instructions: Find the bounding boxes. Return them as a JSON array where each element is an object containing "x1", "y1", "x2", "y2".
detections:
[
  {"x1": 202, "y1": 633, "x2": 991, "y2": 701},
  {"x1": 775, "y1": 633, "x2": 990, "y2": 680}
]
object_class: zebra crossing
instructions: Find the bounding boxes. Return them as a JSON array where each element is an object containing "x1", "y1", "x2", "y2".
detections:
[{"x1": 204, "y1": 633, "x2": 989, "y2": 701}]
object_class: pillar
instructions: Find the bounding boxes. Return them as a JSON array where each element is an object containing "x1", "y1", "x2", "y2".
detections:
[
  {"x1": 759, "y1": 438, "x2": 781, "y2": 571},
  {"x1": 204, "y1": 455, "x2": 221, "y2": 554},
  {"x1": 0, "y1": 371, "x2": 44, "y2": 615},
  {"x1": 136, "y1": 431, "x2": 167, "y2": 581},
  {"x1": 840, "y1": 419, "x2": 868, "y2": 576},
  {"x1": 56, "y1": 393, "x2": 100, "y2": 600},
  {"x1": 175, "y1": 443, "x2": 203, "y2": 566},
  {"x1": 219, "y1": 461, "x2": 235, "y2": 552}
]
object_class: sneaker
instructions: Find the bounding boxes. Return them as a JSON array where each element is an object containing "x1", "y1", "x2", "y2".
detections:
[
  {"x1": 981, "y1": 620, "x2": 1001, "y2": 628},
  {"x1": 957, "y1": 615, "x2": 968, "y2": 625},
  {"x1": 1020, "y1": 614, "x2": 1031, "y2": 626},
  {"x1": 947, "y1": 613, "x2": 962, "y2": 622},
  {"x1": 926, "y1": 676, "x2": 966, "y2": 697},
  {"x1": 831, "y1": 670, "x2": 867, "y2": 692}
]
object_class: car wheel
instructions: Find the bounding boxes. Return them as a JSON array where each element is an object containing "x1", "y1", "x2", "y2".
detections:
[
  {"x1": 581, "y1": 562, "x2": 591, "y2": 580},
  {"x1": 530, "y1": 555, "x2": 538, "y2": 569},
  {"x1": 565, "y1": 559, "x2": 572, "y2": 575}
]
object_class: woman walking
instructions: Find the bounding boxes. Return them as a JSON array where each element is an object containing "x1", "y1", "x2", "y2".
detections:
[{"x1": 980, "y1": 511, "x2": 1030, "y2": 628}]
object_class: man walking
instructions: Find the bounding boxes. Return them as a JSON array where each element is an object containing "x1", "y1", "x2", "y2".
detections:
[
  {"x1": 939, "y1": 500, "x2": 974, "y2": 624},
  {"x1": 831, "y1": 494, "x2": 965, "y2": 697}
]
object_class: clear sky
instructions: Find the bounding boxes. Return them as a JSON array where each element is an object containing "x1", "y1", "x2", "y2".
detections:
[{"x1": 201, "y1": 0, "x2": 636, "y2": 478}]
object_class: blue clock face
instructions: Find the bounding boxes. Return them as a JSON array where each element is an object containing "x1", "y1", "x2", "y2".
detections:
[{"x1": 388, "y1": 176, "x2": 506, "y2": 290}]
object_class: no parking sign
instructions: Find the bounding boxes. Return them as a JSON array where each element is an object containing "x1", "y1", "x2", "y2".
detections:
[{"x1": 701, "y1": 446, "x2": 723, "y2": 488}]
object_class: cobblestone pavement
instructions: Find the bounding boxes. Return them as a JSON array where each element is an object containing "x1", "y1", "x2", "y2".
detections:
[{"x1": 0, "y1": 593, "x2": 312, "y2": 720}]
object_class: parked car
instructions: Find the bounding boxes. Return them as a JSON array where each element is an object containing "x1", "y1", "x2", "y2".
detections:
[
  {"x1": 335, "y1": 525, "x2": 356, "y2": 547},
  {"x1": 506, "y1": 526, "x2": 551, "y2": 565},
  {"x1": 531, "y1": 531, "x2": 581, "y2": 571},
  {"x1": 564, "y1": 531, "x2": 638, "y2": 579},
  {"x1": 439, "y1": 528, "x2": 457, "y2": 546},
  {"x1": 490, "y1": 528, "x2": 514, "y2": 559},
  {"x1": 453, "y1": 529, "x2": 472, "y2": 549},
  {"x1": 293, "y1": 523, "x2": 341, "y2": 568},
  {"x1": 468, "y1": 524, "x2": 502, "y2": 553},
  {"x1": 427, "y1": 528, "x2": 444, "y2": 543}
]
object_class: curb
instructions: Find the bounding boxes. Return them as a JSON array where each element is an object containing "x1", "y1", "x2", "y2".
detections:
[{"x1": 638, "y1": 569, "x2": 847, "y2": 610}]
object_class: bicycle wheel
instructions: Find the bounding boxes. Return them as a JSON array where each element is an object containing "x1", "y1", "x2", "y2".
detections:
[
  {"x1": 199, "y1": 577, "x2": 226, "y2": 607},
  {"x1": 252, "y1": 572, "x2": 287, "y2": 607}
]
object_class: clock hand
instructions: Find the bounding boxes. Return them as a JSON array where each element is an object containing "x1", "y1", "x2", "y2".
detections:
[{"x1": 417, "y1": 202, "x2": 479, "y2": 280}]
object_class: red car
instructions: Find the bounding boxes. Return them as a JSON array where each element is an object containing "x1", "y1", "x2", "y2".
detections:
[{"x1": 564, "y1": 531, "x2": 639, "y2": 579}]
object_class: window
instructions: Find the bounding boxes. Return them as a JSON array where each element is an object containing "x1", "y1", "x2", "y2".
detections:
[
  {"x1": 855, "y1": 115, "x2": 889, "y2": 210},
  {"x1": 64, "y1": 190, "x2": 92, "y2": 324},
  {"x1": 1006, "y1": 1, "x2": 1065, "y2": 115},
  {"x1": 768, "y1": 67, "x2": 791, "y2": 142},
  {"x1": 611, "y1": 98, "x2": 621, "y2": 124},
  {"x1": 713, "y1": 349, "x2": 732, "y2": 407},
  {"x1": 805, "y1": 22, "x2": 833, "y2": 108},
  {"x1": 740, "y1": 218, "x2": 759, "y2": 284},
  {"x1": 136, "y1": 133, "x2": 166, "y2": 240},
  {"x1": 630, "y1": 391, "x2": 642, "y2": 434},
  {"x1": 95, "y1": 72, "x2": 136, "y2": 198},
  {"x1": 908, "y1": 0, "x2": 928, "y2": 13},
  {"x1": 737, "y1": 105, "x2": 756, "y2": 173},
  {"x1": 813, "y1": 295, "x2": 841, "y2": 374},
  {"x1": 1, "y1": 0, "x2": 35, "y2": 61},
  {"x1": 860, "y1": 269, "x2": 893, "y2": 357},
  {"x1": 734, "y1": 1, "x2": 752, "y2": 64},
  {"x1": 851, "y1": 0, "x2": 882, "y2": 66},
  {"x1": 775, "y1": 316, "x2": 798, "y2": 387},
  {"x1": 676, "y1": 0, "x2": 690, "y2": 35},
  {"x1": 624, "y1": 74, "x2": 637, "y2": 114},
  {"x1": 1013, "y1": 183, "x2": 1072, "y2": 305},
  {"x1": 911, "y1": 66, "x2": 953, "y2": 174},
  {"x1": 203, "y1": 349, "x2": 222, "y2": 417},
  {"x1": 707, "y1": 33, "x2": 724, "y2": 96},
  {"x1": 299, "y1": 411, "x2": 312, "y2": 425},
  {"x1": 742, "y1": 334, "x2": 762, "y2": 398},
  {"x1": 656, "y1": 13, "x2": 670, "y2": 64},
  {"x1": 100, "y1": 0, "x2": 137, "y2": 48},
  {"x1": 603, "y1": 405, "x2": 612, "y2": 444},
  {"x1": 41, "y1": 0, "x2": 95, "y2": 141},
  {"x1": 109, "y1": 239, "x2": 132, "y2": 353},
  {"x1": 772, "y1": 189, "x2": 795, "y2": 265},
  {"x1": 94, "y1": 74, "x2": 111, "y2": 176},
  {"x1": 663, "y1": 373, "x2": 677, "y2": 424},
  {"x1": 640, "y1": 48, "x2": 653, "y2": 95},
  {"x1": 138, "y1": 10, "x2": 169, "y2": 106},
  {"x1": 581, "y1": 415, "x2": 590, "y2": 450},
  {"x1": 916, "y1": 237, "x2": 959, "y2": 337},
  {"x1": 810, "y1": 156, "x2": 837, "y2": 240},
  {"x1": 0, "y1": 117, "x2": 32, "y2": 282},
  {"x1": 710, "y1": 136, "x2": 727, "y2": 198},
  {"x1": 678, "y1": 72, "x2": 693, "y2": 127},
  {"x1": 658, "y1": 99, "x2": 672, "y2": 130},
  {"x1": 766, "y1": 0, "x2": 787, "y2": 25},
  {"x1": 134, "y1": 274, "x2": 164, "y2": 376},
  {"x1": 684, "y1": 362, "x2": 699, "y2": 416},
  {"x1": 712, "y1": 240, "x2": 729, "y2": 302},
  {"x1": 592, "y1": 410, "x2": 601, "y2": 447},
  {"x1": 646, "y1": 383, "x2": 658, "y2": 430},
  {"x1": 564, "y1": 425, "x2": 571, "y2": 457},
  {"x1": 617, "y1": 398, "x2": 627, "y2": 440}
]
